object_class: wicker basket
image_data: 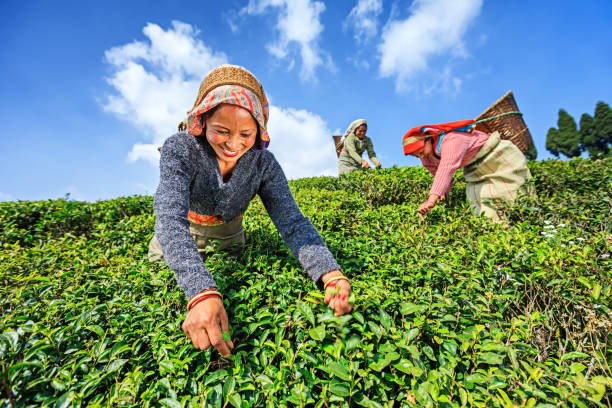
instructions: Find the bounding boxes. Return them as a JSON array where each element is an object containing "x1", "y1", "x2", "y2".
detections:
[
  {"x1": 332, "y1": 135, "x2": 343, "y2": 157},
  {"x1": 475, "y1": 91, "x2": 533, "y2": 153}
]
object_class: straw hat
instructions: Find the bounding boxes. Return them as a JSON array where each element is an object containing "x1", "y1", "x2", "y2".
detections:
[
  {"x1": 179, "y1": 64, "x2": 268, "y2": 131},
  {"x1": 189, "y1": 64, "x2": 266, "y2": 115}
]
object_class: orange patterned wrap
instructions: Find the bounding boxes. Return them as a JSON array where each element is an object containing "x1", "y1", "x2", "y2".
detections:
[{"x1": 187, "y1": 210, "x2": 243, "y2": 226}]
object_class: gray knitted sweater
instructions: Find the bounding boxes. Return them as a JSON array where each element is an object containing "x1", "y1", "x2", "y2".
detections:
[{"x1": 154, "y1": 132, "x2": 340, "y2": 300}]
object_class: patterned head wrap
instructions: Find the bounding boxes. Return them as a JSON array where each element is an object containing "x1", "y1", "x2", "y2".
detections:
[
  {"x1": 182, "y1": 64, "x2": 270, "y2": 150},
  {"x1": 402, "y1": 119, "x2": 475, "y2": 155},
  {"x1": 342, "y1": 119, "x2": 367, "y2": 141}
]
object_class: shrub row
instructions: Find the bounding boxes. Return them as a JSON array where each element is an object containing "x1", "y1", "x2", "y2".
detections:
[{"x1": 1, "y1": 158, "x2": 610, "y2": 407}]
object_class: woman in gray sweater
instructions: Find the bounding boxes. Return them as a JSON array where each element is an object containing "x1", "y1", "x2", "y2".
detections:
[{"x1": 149, "y1": 65, "x2": 352, "y2": 357}]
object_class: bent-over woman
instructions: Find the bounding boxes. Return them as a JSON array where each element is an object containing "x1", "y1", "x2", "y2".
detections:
[
  {"x1": 149, "y1": 65, "x2": 352, "y2": 357},
  {"x1": 402, "y1": 120, "x2": 533, "y2": 221},
  {"x1": 338, "y1": 119, "x2": 381, "y2": 175}
]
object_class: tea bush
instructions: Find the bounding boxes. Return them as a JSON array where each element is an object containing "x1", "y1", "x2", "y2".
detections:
[{"x1": 1, "y1": 158, "x2": 611, "y2": 407}]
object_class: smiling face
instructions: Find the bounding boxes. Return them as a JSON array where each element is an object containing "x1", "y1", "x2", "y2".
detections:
[
  {"x1": 355, "y1": 124, "x2": 367, "y2": 139},
  {"x1": 204, "y1": 104, "x2": 258, "y2": 166}
]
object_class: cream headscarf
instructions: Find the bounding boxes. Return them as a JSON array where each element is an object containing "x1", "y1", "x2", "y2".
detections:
[{"x1": 341, "y1": 119, "x2": 367, "y2": 142}]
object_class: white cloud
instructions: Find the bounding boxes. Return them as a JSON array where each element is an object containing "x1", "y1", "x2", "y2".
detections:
[
  {"x1": 267, "y1": 106, "x2": 337, "y2": 179},
  {"x1": 0, "y1": 192, "x2": 14, "y2": 202},
  {"x1": 348, "y1": 56, "x2": 370, "y2": 70},
  {"x1": 102, "y1": 21, "x2": 228, "y2": 164},
  {"x1": 128, "y1": 143, "x2": 160, "y2": 164},
  {"x1": 105, "y1": 21, "x2": 228, "y2": 78},
  {"x1": 415, "y1": 65, "x2": 463, "y2": 96},
  {"x1": 378, "y1": 0, "x2": 483, "y2": 92},
  {"x1": 102, "y1": 20, "x2": 336, "y2": 180},
  {"x1": 224, "y1": 10, "x2": 241, "y2": 34},
  {"x1": 344, "y1": 0, "x2": 383, "y2": 44},
  {"x1": 242, "y1": 0, "x2": 332, "y2": 81}
]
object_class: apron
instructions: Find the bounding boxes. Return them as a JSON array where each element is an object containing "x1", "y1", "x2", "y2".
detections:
[
  {"x1": 463, "y1": 131, "x2": 534, "y2": 221},
  {"x1": 338, "y1": 149, "x2": 363, "y2": 175},
  {"x1": 148, "y1": 212, "x2": 245, "y2": 262}
]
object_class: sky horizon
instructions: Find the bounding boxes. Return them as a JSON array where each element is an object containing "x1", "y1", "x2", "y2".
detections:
[{"x1": 1, "y1": 0, "x2": 611, "y2": 202}]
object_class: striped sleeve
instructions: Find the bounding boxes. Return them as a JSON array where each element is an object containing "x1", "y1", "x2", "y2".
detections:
[
  {"x1": 428, "y1": 135, "x2": 470, "y2": 197},
  {"x1": 420, "y1": 157, "x2": 438, "y2": 177}
]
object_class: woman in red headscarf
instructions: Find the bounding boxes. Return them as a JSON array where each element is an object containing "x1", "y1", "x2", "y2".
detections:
[{"x1": 402, "y1": 121, "x2": 533, "y2": 221}]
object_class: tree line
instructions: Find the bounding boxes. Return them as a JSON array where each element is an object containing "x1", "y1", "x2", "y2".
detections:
[{"x1": 546, "y1": 101, "x2": 611, "y2": 159}]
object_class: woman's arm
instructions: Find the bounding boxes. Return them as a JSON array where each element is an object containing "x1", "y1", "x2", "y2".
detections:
[
  {"x1": 258, "y1": 153, "x2": 351, "y2": 315},
  {"x1": 365, "y1": 137, "x2": 381, "y2": 167},
  {"x1": 258, "y1": 154, "x2": 340, "y2": 282},
  {"x1": 154, "y1": 135, "x2": 217, "y2": 300},
  {"x1": 156, "y1": 135, "x2": 234, "y2": 356},
  {"x1": 417, "y1": 135, "x2": 470, "y2": 220},
  {"x1": 428, "y1": 135, "x2": 470, "y2": 197},
  {"x1": 345, "y1": 134, "x2": 365, "y2": 165},
  {"x1": 421, "y1": 158, "x2": 438, "y2": 177}
]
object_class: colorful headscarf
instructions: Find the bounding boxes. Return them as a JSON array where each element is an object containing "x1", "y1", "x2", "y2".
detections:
[
  {"x1": 402, "y1": 119, "x2": 475, "y2": 155},
  {"x1": 342, "y1": 119, "x2": 367, "y2": 141},
  {"x1": 185, "y1": 65, "x2": 270, "y2": 150}
]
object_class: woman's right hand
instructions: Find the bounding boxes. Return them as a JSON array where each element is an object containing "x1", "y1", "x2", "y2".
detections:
[
  {"x1": 361, "y1": 160, "x2": 370, "y2": 169},
  {"x1": 322, "y1": 270, "x2": 352, "y2": 317},
  {"x1": 182, "y1": 296, "x2": 234, "y2": 357}
]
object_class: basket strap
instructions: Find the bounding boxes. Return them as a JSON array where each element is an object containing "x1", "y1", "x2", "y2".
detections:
[
  {"x1": 474, "y1": 111, "x2": 522, "y2": 124},
  {"x1": 409, "y1": 112, "x2": 523, "y2": 143}
]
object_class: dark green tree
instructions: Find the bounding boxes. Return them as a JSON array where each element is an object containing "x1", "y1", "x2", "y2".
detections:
[
  {"x1": 546, "y1": 127, "x2": 560, "y2": 157},
  {"x1": 579, "y1": 112, "x2": 597, "y2": 156},
  {"x1": 593, "y1": 101, "x2": 612, "y2": 157},
  {"x1": 524, "y1": 143, "x2": 537, "y2": 161},
  {"x1": 546, "y1": 109, "x2": 581, "y2": 158},
  {"x1": 578, "y1": 101, "x2": 611, "y2": 158}
]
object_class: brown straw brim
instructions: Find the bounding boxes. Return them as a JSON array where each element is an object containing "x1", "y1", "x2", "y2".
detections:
[{"x1": 189, "y1": 65, "x2": 266, "y2": 113}]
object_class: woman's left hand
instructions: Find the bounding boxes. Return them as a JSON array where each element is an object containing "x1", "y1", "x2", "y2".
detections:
[
  {"x1": 418, "y1": 194, "x2": 440, "y2": 220},
  {"x1": 417, "y1": 200, "x2": 436, "y2": 220},
  {"x1": 321, "y1": 270, "x2": 352, "y2": 316}
]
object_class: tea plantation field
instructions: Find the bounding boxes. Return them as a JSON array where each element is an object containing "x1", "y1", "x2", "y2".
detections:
[{"x1": 1, "y1": 158, "x2": 611, "y2": 407}]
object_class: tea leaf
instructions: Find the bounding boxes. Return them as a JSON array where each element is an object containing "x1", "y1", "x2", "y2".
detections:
[{"x1": 309, "y1": 325, "x2": 326, "y2": 341}]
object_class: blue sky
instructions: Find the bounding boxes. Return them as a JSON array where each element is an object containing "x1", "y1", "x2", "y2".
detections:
[{"x1": 1, "y1": 0, "x2": 610, "y2": 202}]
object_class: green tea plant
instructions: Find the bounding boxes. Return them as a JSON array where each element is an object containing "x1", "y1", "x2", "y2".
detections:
[{"x1": 1, "y1": 158, "x2": 611, "y2": 407}]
